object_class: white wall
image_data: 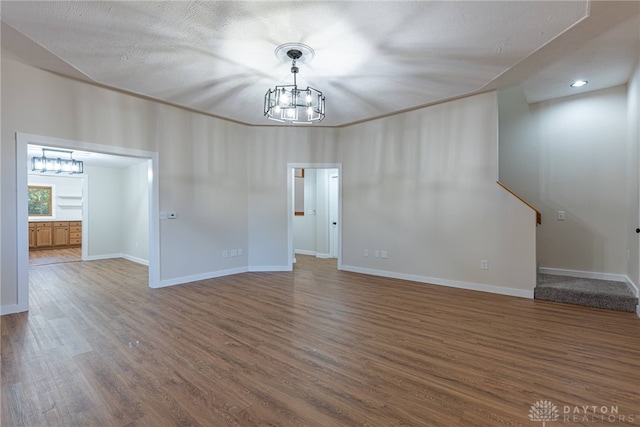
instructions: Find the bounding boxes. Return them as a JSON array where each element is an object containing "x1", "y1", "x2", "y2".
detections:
[
  {"x1": 85, "y1": 165, "x2": 123, "y2": 257},
  {"x1": 28, "y1": 174, "x2": 83, "y2": 221},
  {"x1": 121, "y1": 161, "x2": 149, "y2": 263},
  {"x1": 338, "y1": 92, "x2": 536, "y2": 294},
  {"x1": 293, "y1": 168, "x2": 317, "y2": 255},
  {"x1": 627, "y1": 59, "x2": 640, "y2": 290},
  {"x1": 499, "y1": 85, "x2": 629, "y2": 275},
  {"x1": 84, "y1": 161, "x2": 148, "y2": 262}
]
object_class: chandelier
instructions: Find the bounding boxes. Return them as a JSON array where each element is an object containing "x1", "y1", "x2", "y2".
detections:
[
  {"x1": 264, "y1": 43, "x2": 325, "y2": 124},
  {"x1": 31, "y1": 148, "x2": 84, "y2": 174}
]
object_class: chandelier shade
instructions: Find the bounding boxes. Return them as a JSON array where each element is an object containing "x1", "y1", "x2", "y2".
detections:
[
  {"x1": 31, "y1": 148, "x2": 84, "y2": 174},
  {"x1": 264, "y1": 44, "x2": 325, "y2": 124}
]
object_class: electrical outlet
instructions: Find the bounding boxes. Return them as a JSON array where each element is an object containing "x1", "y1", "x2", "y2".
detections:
[
  {"x1": 381, "y1": 251, "x2": 388, "y2": 259},
  {"x1": 168, "y1": 211, "x2": 177, "y2": 219},
  {"x1": 230, "y1": 249, "x2": 238, "y2": 257},
  {"x1": 481, "y1": 260, "x2": 488, "y2": 270}
]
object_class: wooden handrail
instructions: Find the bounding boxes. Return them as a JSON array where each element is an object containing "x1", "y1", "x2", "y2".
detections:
[{"x1": 496, "y1": 181, "x2": 541, "y2": 224}]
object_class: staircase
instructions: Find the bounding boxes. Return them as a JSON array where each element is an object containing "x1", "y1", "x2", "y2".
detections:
[{"x1": 535, "y1": 274, "x2": 638, "y2": 313}]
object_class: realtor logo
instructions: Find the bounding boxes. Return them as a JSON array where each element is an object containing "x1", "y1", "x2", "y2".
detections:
[{"x1": 529, "y1": 400, "x2": 560, "y2": 426}]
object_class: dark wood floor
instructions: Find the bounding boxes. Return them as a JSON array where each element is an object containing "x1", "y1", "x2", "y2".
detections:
[{"x1": 2, "y1": 255, "x2": 639, "y2": 426}]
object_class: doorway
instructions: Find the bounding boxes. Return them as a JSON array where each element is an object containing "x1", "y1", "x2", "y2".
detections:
[
  {"x1": 288, "y1": 163, "x2": 342, "y2": 270},
  {"x1": 16, "y1": 132, "x2": 160, "y2": 313},
  {"x1": 27, "y1": 169, "x2": 84, "y2": 266}
]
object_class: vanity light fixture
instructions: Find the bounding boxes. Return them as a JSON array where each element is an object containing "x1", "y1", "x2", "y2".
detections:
[{"x1": 31, "y1": 148, "x2": 84, "y2": 174}]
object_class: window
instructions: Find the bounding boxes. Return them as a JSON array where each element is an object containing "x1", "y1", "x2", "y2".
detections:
[{"x1": 28, "y1": 185, "x2": 52, "y2": 216}]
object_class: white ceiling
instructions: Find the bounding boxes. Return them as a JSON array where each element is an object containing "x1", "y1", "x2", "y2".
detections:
[{"x1": 2, "y1": 1, "x2": 639, "y2": 128}]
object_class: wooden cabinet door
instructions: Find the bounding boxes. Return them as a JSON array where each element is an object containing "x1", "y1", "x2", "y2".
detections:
[
  {"x1": 29, "y1": 224, "x2": 36, "y2": 248},
  {"x1": 53, "y1": 223, "x2": 69, "y2": 246},
  {"x1": 36, "y1": 225, "x2": 53, "y2": 247}
]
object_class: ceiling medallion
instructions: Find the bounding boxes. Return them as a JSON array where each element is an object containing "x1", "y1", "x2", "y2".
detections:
[{"x1": 264, "y1": 43, "x2": 325, "y2": 124}]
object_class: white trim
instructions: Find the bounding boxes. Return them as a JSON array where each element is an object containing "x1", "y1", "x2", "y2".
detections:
[
  {"x1": 84, "y1": 254, "x2": 123, "y2": 262},
  {"x1": 155, "y1": 267, "x2": 249, "y2": 289},
  {"x1": 83, "y1": 253, "x2": 149, "y2": 266},
  {"x1": 538, "y1": 267, "x2": 629, "y2": 283},
  {"x1": 14, "y1": 132, "x2": 160, "y2": 314},
  {"x1": 293, "y1": 250, "x2": 333, "y2": 259},
  {"x1": 0, "y1": 304, "x2": 22, "y2": 316},
  {"x1": 341, "y1": 264, "x2": 534, "y2": 299},
  {"x1": 248, "y1": 265, "x2": 292, "y2": 272},
  {"x1": 624, "y1": 276, "x2": 639, "y2": 298},
  {"x1": 295, "y1": 249, "x2": 316, "y2": 256},
  {"x1": 16, "y1": 135, "x2": 30, "y2": 314},
  {"x1": 122, "y1": 254, "x2": 149, "y2": 266}
]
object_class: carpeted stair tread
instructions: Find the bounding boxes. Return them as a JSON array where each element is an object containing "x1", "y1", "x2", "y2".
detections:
[{"x1": 535, "y1": 274, "x2": 638, "y2": 312}]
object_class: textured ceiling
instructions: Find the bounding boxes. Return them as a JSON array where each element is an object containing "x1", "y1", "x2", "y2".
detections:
[{"x1": 1, "y1": 1, "x2": 639, "y2": 127}]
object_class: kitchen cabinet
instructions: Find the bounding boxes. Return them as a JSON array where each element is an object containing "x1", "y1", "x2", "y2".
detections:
[{"x1": 29, "y1": 221, "x2": 81, "y2": 249}]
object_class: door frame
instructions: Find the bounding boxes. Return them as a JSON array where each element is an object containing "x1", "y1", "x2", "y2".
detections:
[
  {"x1": 287, "y1": 163, "x2": 342, "y2": 270},
  {"x1": 16, "y1": 132, "x2": 160, "y2": 313}
]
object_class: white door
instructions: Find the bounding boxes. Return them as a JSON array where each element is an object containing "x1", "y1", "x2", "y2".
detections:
[{"x1": 329, "y1": 173, "x2": 339, "y2": 258}]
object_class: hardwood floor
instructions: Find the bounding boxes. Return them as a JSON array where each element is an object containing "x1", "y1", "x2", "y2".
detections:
[
  {"x1": 29, "y1": 247, "x2": 81, "y2": 266},
  {"x1": 2, "y1": 255, "x2": 639, "y2": 426}
]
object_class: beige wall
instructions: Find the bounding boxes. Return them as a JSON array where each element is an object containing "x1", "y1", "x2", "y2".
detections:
[
  {"x1": 2, "y1": 58, "x2": 537, "y2": 313},
  {"x1": 338, "y1": 93, "x2": 536, "y2": 292},
  {"x1": 499, "y1": 85, "x2": 630, "y2": 276},
  {"x1": 627, "y1": 59, "x2": 640, "y2": 289},
  {"x1": 121, "y1": 161, "x2": 150, "y2": 263}
]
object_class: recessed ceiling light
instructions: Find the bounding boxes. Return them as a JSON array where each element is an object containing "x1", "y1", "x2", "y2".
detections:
[{"x1": 570, "y1": 80, "x2": 588, "y2": 88}]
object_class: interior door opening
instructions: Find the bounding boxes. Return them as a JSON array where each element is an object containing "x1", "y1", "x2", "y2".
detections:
[
  {"x1": 14, "y1": 132, "x2": 160, "y2": 314},
  {"x1": 288, "y1": 164, "x2": 341, "y2": 270}
]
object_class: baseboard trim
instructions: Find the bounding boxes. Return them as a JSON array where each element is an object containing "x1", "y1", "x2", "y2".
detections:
[
  {"x1": 248, "y1": 265, "x2": 292, "y2": 272},
  {"x1": 340, "y1": 265, "x2": 534, "y2": 299},
  {"x1": 294, "y1": 249, "x2": 315, "y2": 256},
  {"x1": 293, "y1": 250, "x2": 332, "y2": 259},
  {"x1": 85, "y1": 253, "x2": 149, "y2": 266},
  {"x1": 626, "y1": 276, "x2": 639, "y2": 298},
  {"x1": 122, "y1": 254, "x2": 149, "y2": 266},
  {"x1": 84, "y1": 253, "x2": 123, "y2": 261},
  {"x1": 155, "y1": 267, "x2": 249, "y2": 289},
  {"x1": 0, "y1": 304, "x2": 27, "y2": 316}
]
